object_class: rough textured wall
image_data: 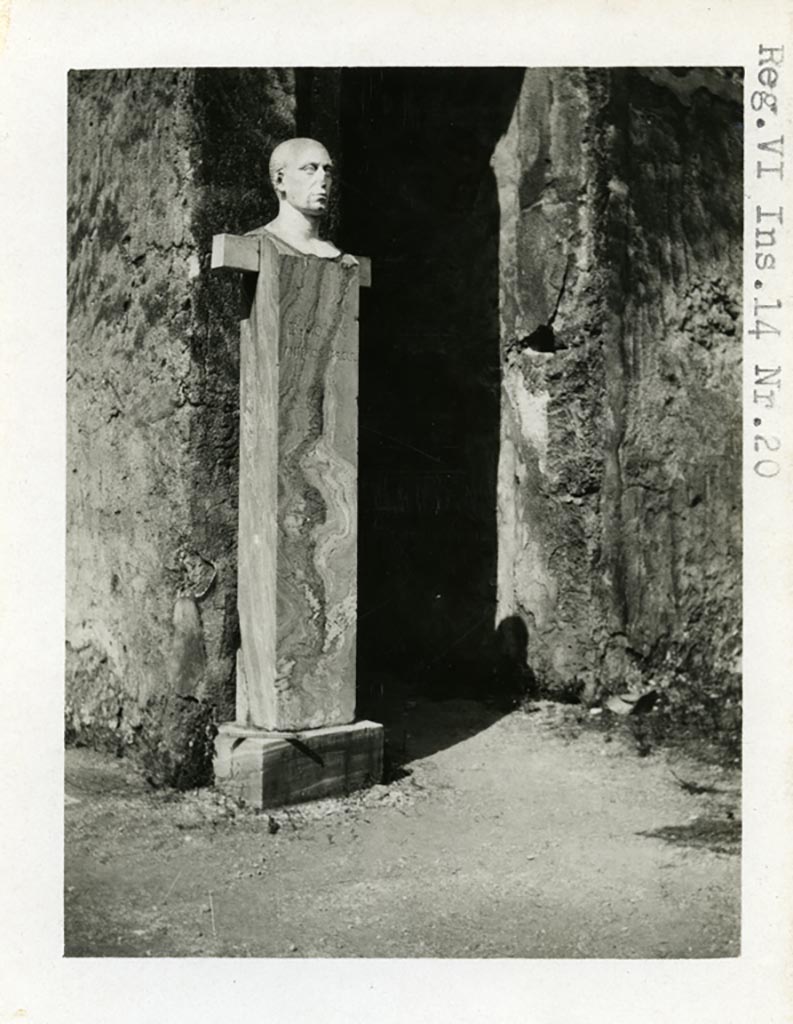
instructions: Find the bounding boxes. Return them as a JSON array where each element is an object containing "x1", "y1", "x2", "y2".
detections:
[
  {"x1": 596, "y1": 68, "x2": 742, "y2": 695},
  {"x1": 495, "y1": 68, "x2": 742, "y2": 700},
  {"x1": 66, "y1": 68, "x2": 295, "y2": 747}
]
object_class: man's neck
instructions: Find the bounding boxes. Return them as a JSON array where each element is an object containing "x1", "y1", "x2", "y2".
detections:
[
  {"x1": 264, "y1": 204, "x2": 340, "y2": 258},
  {"x1": 269, "y1": 202, "x2": 320, "y2": 244}
]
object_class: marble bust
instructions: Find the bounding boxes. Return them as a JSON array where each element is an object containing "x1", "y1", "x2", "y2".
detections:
[{"x1": 250, "y1": 138, "x2": 342, "y2": 259}]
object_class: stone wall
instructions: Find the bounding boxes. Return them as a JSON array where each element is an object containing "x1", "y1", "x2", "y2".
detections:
[
  {"x1": 66, "y1": 68, "x2": 295, "y2": 747},
  {"x1": 494, "y1": 68, "x2": 742, "y2": 700}
]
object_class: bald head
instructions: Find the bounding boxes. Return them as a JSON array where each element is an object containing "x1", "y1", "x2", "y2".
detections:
[
  {"x1": 269, "y1": 138, "x2": 321, "y2": 188},
  {"x1": 269, "y1": 137, "x2": 334, "y2": 203}
]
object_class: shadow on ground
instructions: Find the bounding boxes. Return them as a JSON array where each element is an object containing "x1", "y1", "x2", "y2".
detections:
[
  {"x1": 639, "y1": 818, "x2": 741, "y2": 856},
  {"x1": 358, "y1": 622, "x2": 533, "y2": 768},
  {"x1": 385, "y1": 697, "x2": 510, "y2": 769}
]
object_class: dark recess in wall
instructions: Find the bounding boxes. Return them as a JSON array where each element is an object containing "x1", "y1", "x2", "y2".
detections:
[{"x1": 339, "y1": 68, "x2": 524, "y2": 717}]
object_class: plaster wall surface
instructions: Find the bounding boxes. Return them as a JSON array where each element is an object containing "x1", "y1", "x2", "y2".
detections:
[{"x1": 495, "y1": 68, "x2": 742, "y2": 699}]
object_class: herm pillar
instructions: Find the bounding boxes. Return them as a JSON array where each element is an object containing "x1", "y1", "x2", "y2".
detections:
[{"x1": 211, "y1": 230, "x2": 383, "y2": 807}]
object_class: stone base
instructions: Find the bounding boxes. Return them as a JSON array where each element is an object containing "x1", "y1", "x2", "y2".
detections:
[{"x1": 213, "y1": 720, "x2": 384, "y2": 809}]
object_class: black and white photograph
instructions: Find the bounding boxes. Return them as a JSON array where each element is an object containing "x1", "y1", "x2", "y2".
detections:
[
  {"x1": 2, "y1": 1, "x2": 792, "y2": 1021},
  {"x1": 64, "y1": 65, "x2": 743, "y2": 959}
]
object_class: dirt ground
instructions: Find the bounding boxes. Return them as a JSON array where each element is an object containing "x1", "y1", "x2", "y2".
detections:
[{"x1": 64, "y1": 699, "x2": 740, "y2": 958}]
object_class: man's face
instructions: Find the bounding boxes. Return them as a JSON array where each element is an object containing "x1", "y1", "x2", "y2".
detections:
[{"x1": 277, "y1": 141, "x2": 334, "y2": 218}]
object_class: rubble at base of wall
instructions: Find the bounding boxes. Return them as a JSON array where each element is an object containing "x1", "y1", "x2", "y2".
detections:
[{"x1": 66, "y1": 641, "x2": 218, "y2": 788}]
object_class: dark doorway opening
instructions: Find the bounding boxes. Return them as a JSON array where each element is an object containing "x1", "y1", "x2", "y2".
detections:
[{"x1": 339, "y1": 68, "x2": 524, "y2": 730}]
